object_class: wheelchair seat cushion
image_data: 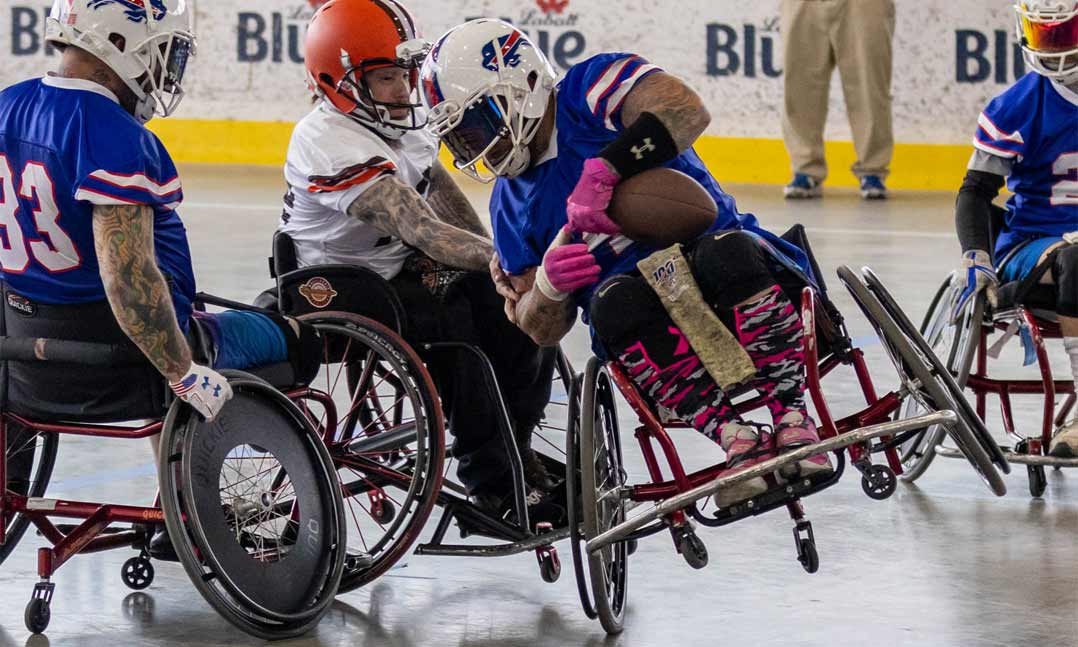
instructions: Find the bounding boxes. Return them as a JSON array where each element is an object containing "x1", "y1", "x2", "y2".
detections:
[{"x1": 1, "y1": 290, "x2": 167, "y2": 422}]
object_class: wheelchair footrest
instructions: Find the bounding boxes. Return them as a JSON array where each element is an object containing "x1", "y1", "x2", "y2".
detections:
[{"x1": 691, "y1": 462, "x2": 842, "y2": 529}]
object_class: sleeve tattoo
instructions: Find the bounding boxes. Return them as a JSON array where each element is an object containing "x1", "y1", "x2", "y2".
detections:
[
  {"x1": 511, "y1": 269, "x2": 577, "y2": 346},
  {"x1": 425, "y1": 162, "x2": 489, "y2": 237},
  {"x1": 92, "y1": 204, "x2": 192, "y2": 381},
  {"x1": 620, "y1": 71, "x2": 711, "y2": 152},
  {"x1": 347, "y1": 175, "x2": 493, "y2": 271}
]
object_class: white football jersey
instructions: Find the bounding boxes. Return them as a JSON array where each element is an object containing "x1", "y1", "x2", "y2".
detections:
[{"x1": 279, "y1": 101, "x2": 438, "y2": 279}]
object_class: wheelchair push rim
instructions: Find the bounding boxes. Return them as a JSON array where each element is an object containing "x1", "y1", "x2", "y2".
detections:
[
  {"x1": 296, "y1": 311, "x2": 445, "y2": 593},
  {"x1": 1, "y1": 419, "x2": 58, "y2": 566},
  {"x1": 837, "y1": 266, "x2": 1006, "y2": 497},
  {"x1": 159, "y1": 373, "x2": 346, "y2": 640},
  {"x1": 578, "y1": 358, "x2": 630, "y2": 635}
]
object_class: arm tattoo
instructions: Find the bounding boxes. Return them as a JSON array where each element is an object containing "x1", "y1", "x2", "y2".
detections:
[
  {"x1": 621, "y1": 72, "x2": 711, "y2": 152},
  {"x1": 347, "y1": 176, "x2": 493, "y2": 271},
  {"x1": 92, "y1": 204, "x2": 192, "y2": 381},
  {"x1": 512, "y1": 269, "x2": 576, "y2": 346},
  {"x1": 426, "y1": 162, "x2": 489, "y2": 238}
]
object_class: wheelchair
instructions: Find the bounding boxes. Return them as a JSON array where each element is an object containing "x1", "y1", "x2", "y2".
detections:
[
  {"x1": 565, "y1": 225, "x2": 1011, "y2": 634},
  {"x1": 0, "y1": 291, "x2": 347, "y2": 639},
  {"x1": 259, "y1": 232, "x2": 575, "y2": 585},
  {"x1": 900, "y1": 212, "x2": 1074, "y2": 497}
]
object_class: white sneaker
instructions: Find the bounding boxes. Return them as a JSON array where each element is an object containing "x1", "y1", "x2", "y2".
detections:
[{"x1": 1049, "y1": 418, "x2": 1078, "y2": 458}]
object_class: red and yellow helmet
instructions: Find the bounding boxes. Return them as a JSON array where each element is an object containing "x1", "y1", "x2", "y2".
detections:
[
  {"x1": 304, "y1": 0, "x2": 429, "y2": 138},
  {"x1": 1015, "y1": 1, "x2": 1078, "y2": 84}
]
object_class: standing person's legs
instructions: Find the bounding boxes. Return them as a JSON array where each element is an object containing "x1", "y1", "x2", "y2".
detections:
[
  {"x1": 835, "y1": 0, "x2": 895, "y2": 184},
  {"x1": 782, "y1": 0, "x2": 839, "y2": 188}
]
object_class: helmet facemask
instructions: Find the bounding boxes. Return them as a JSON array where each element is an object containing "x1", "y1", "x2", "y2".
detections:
[
  {"x1": 128, "y1": 31, "x2": 195, "y2": 123},
  {"x1": 1015, "y1": 2, "x2": 1078, "y2": 85},
  {"x1": 333, "y1": 39, "x2": 430, "y2": 139}
]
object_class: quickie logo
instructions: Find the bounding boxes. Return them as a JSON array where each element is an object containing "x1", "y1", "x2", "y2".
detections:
[
  {"x1": 481, "y1": 31, "x2": 525, "y2": 72},
  {"x1": 88, "y1": 0, "x2": 168, "y2": 23}
]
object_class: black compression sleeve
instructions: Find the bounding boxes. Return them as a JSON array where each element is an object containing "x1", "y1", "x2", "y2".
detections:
[{"x1": 955, "y1": 169, "x2": 1005, "y2": 253}]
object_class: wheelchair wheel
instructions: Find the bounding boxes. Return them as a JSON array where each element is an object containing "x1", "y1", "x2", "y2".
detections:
[
  {"x1": 1, "y1": 421, "x2": 58, "y2": 566},
  {"x1": 295, "y1": 312, "x2": 445, "y2": 593},
  {"x1": 863, "y1": 269, "x2": 1009, "y2": 474},
  {"x1": 564, "y1": 369, "x2": 599, "y2": 620},
  {"x1": 158, "y1": 373, "x2": 346, "y2": 640},
  {"x1": 579, "y1": 358, "x2": 629, "y2": 635},
  {"x1": 837, "y1": 267, "x2": 1006, "y2": 496},
  {"x1": 897, "y1": 277, "x2": 986, "y2": 481}
]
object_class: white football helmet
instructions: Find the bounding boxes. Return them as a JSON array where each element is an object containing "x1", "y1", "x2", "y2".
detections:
[
  {"x1": 420, "y1": 19, "x2": 556, "y2": 182},
  {"x1": 1014, "y1": 1, "x2": 1078, "y2": 85},
  {"x1": 46, "y1": 0, "x2": 196, "y2": 123}
]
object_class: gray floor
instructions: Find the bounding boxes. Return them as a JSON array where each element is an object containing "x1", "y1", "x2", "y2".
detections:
[{"x1": 1, "y1": 166, "x2": 1075, "y2": 647}]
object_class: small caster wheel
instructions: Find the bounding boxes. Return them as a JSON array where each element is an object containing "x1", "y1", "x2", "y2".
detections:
[
  {"x1": 797, "y1": 538, "x2": 819, "y2": 574},
  {"x1": 539, "y1": 551, "x2": 561, "y2": 583},
  {"x1": 121, "y1": 556, "x2": 155, "y2": 590},
  {"x1": 677, "y1": 532, "x2": 708, "y2": 570},
  {"x1": 371, "y1": 499, "x2": 396, "y2": 525},
  {"x1": 1028, "y1": 465, "x2": 1047, "y2": 498},
  {"x1": 25, "y1": 598, "x2": 50, "y2": 634},
  {"x1": 861, "y1": 464, "x2": 897, "y2": 500}
]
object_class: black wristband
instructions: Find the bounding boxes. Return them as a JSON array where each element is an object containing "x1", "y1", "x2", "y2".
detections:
[{"x1": 598, "y1": 111, "x2": 679, "y2": 179}]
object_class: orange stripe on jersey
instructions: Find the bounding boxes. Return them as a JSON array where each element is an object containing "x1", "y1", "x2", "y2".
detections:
[{"x1": 307, "y1": 159, "x2": 397, "y2": 193}]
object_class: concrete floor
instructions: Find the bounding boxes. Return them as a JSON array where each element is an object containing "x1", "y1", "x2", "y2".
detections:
[{"x1": 1, "y1": 166, "x2": 1075, "y2": 647}]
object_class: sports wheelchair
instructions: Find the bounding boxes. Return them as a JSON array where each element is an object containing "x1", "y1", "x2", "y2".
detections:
[
  {"x1": 0, "y1": 290, "x2": 348, "y2": 639},
  {"x1": 259, "y1": 232, "x2": 575, "y2": 585},
  {"x1": 565, "y1": 225, "x2": 1012, "y2": 634},
  {"x1": 900, "y1": 210, "x2": 1074, "y2": 497}
]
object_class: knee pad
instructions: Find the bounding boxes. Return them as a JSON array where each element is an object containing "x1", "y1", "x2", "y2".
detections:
[
  {"x1": 589, "y1": 274, "x2": 668, "y2": 348},
  {"x1": 689, "y1": 232, "x2": 775, "y2": 310},
  {"x1": 1053, "y1": 244, "x2": 1078, "y2": 317},
  {"x1": 263, "y1": 312, "x2": 322, "y2": 385}
]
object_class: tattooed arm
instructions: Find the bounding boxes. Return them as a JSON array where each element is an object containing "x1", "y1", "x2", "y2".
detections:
[
  {"x1": 425, "y1": 161, "x2": 489, "y2": 238},
  {"x1": 506, "y1": 268, "x2": 577, "y2": 347},
  {"x1": 93, "y1": 204, "x2": 192, "y2": 381},
  {"x1": 347, "y1": 175, "x2": 493, "y2": 271},
  {"x1": 620, "y1": 71, "x2": 711, "y2": 152}
]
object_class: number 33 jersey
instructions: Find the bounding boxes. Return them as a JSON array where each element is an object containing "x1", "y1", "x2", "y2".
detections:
[
  {"x1": 972, "y1": 72, "x2": 1078, "y2": 260},
  {"x1": 0, "y1": 77, "x2": 196, "y2": 327}
]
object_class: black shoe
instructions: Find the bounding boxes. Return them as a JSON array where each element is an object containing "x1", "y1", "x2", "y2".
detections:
[
  {"x1": 474, "y1": 484, "x2": 567, "y2": 530},
  {"x1": 521, "y1": 448, "x2": 561, "y2": 492},
  {"x1": 148, "y1": 526, "x2": 180, "y2": 563}
]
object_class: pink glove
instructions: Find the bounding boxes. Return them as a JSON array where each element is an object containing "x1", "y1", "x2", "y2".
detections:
[
  {"x1": 566, "y1": 158, "x2": 622, "y2": 235},
  {"x1": 536, "y1": 228, "x2": 601, "y2": 301}
]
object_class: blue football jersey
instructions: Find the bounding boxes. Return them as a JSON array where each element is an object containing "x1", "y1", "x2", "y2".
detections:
[
  {"x1": 0, "y1": 77, "x2": 196, "y2": 329},
  {"x1": 490, "y1": 53, "x2": 811, "y2": 325},
  {"x1": 973, "y1": 72, "x2": 1078, "y2": 261}
]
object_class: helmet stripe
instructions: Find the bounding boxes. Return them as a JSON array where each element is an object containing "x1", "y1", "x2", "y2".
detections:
[{"x1": 370, "y1": 0, "x2": 413, "y2": 42}]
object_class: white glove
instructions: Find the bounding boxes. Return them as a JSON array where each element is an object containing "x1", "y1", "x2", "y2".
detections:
[
  {"x1": 170, "y1": 362, "x2": 233, "y2": 422},
  {"x1": 951, "y1": 249, "x2": 998, "y2": 323}
]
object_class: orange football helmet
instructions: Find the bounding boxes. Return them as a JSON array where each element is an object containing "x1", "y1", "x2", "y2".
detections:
[{"x1": 304, "y1": 0, "x2": 429, "y2": 138}]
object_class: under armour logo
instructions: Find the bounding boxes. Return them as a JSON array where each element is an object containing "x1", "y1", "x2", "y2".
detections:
[
  {"x1": 630, "y1": 138, "x2": 656, "y2": 160},
  {"x1": 212, "y1": 384, "x2": 222, "y2": 398},
  {"x1": 202, "y1": 376, "x2": 210, "y2": 390}
]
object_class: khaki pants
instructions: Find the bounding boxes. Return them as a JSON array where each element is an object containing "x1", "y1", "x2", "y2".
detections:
[{"x1": 781, "y1": 0, "x2": 895, "y2": 181}]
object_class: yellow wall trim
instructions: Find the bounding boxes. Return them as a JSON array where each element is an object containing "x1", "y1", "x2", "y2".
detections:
[{"x1": 148, "y1": 119, "x2": 970, "y2": 192}]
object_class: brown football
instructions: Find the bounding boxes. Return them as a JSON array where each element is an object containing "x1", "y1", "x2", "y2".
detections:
[{"x1": 608, "y1": 168, "x2": 717, "y2": 247}]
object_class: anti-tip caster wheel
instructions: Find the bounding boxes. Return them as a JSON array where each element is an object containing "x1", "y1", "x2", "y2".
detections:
[
  {"x1": 25, "y1": 598, "x2": 50, "y2": 634},
  {"x1": 1028, "y1": 465, "x2": 1047, "y2": 498},
  {"x1": 797, "y1": 538, "x2": 819, "y2": 574},
  {"x1": 677, "y1": 531, "x2": 708, "y2": 570},
  {"x1": 861, "y1": 464, "x2": 898, "y2": 500},
  {"x1": 539, "y1": 550, "x2": 561, "y2": 583},
  {"x1": 121, "y1": 555, "x2": 155, "y2": 591},
  {"x1": 370, "y1": 499, "x2": 397, "y2": 525}
]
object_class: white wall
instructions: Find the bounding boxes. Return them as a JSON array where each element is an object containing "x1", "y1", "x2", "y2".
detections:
[{"x1": 0, "y1": 0, "x2": 1024, "y2": 144}]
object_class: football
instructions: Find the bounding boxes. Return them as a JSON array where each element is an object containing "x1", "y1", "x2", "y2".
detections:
[{"x1": 608, "y1": 168, "x2": 717, "y2": 248}]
